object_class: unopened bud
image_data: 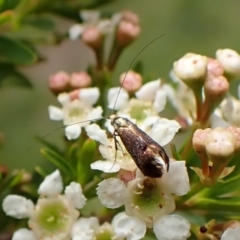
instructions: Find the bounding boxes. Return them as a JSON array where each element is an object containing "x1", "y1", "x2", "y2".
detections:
[
  {"x1": 117, "y1": 20, "x2": 140, "y2": 47},
  {"x1": 226, "y1": 126, "x2": 240, "y2": 153},
  {"x1": 207, "y1": 58, "x2": 224, "y2": 77},
  {"x1": 201, "y1": 75, "x2": 229, "y2": 124},
  {"x1": 122, "y1": 10, "x2": 139, "y2": 25},
  {"x1": 70, "y1": 71, "x2": 92, "y2": 89},
  {"x1": 69, "y1": 89, "x2": 80, "y2": 101},
  {"x1": 49, "y1": 71, "x2": 70, "y2": 95},
  {"x1": 192, "y1": 128, "x2": 211, "y2": 176},
  {"x1": 173, "y1": 53, "x2": 208, "y2": 87},
  {"x1": 82, "y1": 26, "x2": 103, "y2": 50},
  {"x1": 204, "y1": 75, "x2": 229, "y2": 100},
  {"x1": 204, "y1": 127, "x2": 236, "y2": 162},
  {"x1": 119, "y1": 70, "x2": 142, "y2": 93},
  {"x1": 216, "y1": 48, "x2": 240, "y2": 78}
]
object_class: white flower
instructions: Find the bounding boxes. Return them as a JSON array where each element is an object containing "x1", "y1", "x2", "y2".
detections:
[
  {"x1": 2, "y1": 195, "x2": 34, "y2": 219},
  {"x1": 97, "y1": 178, "x2": 127, "y2": 208},
  {"x1": 216, "y1": 48, "x2": 240, "y2": 77},
  {"x1": 3, "y1": 170, "x2": 82, "y2": 240},
  {"x1": 153, "y1": 215, "x2": 191, "y2": 240},
  {"x1": 38, "y1": 170, "x2": 63, "y2": 197},
  {"x1": 12, "y1": 228, "x2": 37, "y2": 240},
  {"x1": 96, "y1": 160, "x2": 190, "y2": 232},
  {"x1": 48, "y1": 88, "x2": 103, "y2": 140},
  {"x1": 173, "y1": 53, "x2": 208, "y2": 82},
  {"x1": 64, "y1": 182, "x2": 87, "y2": 209},
  {"x1": 69, "y1": 10, "x2": 121, "y2": 40},
  {"x1": 221, "y1": 224, "x2": 240, "y2": 240},
  {"x1": 29, "y1": 195, "x2": 79, "y2": 240},
  {"x1": 112, "y1": 212, "x2": 146, "y2": 240}
]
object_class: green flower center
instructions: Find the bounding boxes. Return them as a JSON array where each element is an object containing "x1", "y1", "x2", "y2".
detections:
[
  {"x1": 129, "y1": 101, "x2": 151, "y2": 121},
  {"x1": 36, "y1": 199, "x2": 69, "y2": 232},
  {"x1": 132, "y1": 179, "x2": 165, "y2": 217}
]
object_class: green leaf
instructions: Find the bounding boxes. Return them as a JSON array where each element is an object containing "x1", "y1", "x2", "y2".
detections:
[
  {"x1": 0, "y1": 36, "x2": 37, "y2": 64},
  {"x1": 77, "y1": 139, "x2": 96, "y2": 185},
  {"x1": 0, "y1": 0, "x2": 20, "y2": 12},
  {"x1": 170, "y1": 143, "x2": 181, "y2": 160},
  {"x1": 0, "y1": 71, "x2": 32, "y2": 88},
  {"x1": 40, "y1": 148, "x2": 75, "y2": 179},
  {"x1": 0, "y1": 10, "x2": 13, "y2": 26},
  {"x1": 0, "y1": 170, "x2": 23, "y2": 193},
  {"x1": 35, "y1": 136, "x2": 63, "y2": 156},
  {"x1": 24, "y1": 16, "x2": 55, "y2": 31}
]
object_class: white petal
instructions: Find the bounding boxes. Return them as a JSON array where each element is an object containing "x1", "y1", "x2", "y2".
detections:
[
  {"x1": 153, "y1": 89, "x2": 167, "y2": 112},
  {"x1": 79, "y1": 87, "x2": 100, "y2": 106},
  {"x1": 80, "y1": 10, "x2": 100, "y2": 22},
  {"x1": 71, "y1": 217, "x2": 99, "y2": 240},
  {"x1": 69, "y1": 24, "x2": 84, "y2": 40},
  {"x1": 162, "y1": 161, "x2": 190, "y2": 196},
  {"x1": 12, "y1": 228, "x2": 37, "y2": 240},
  {"x1": 65, "y1": 182, "x2": 87, "y2": 209},
  {"x1": 135, "y1": 79, "x2": 161, "y2": 101},
  {"x1": 91, "y1": 160, "x2": 120, "y2": 173},
  {"x1": 85, "y1": 124, "x2": 109, "y2": 145},
  {"x1": 97, "y1": 178, "x2": 127, "y2": 208},
  {"x1": 48, "y1": 106, "x2": 63, "y2": 121},
  {"x1": 210, "y1": 113, "x2": 230, "y2": 128},
  {"x1": 2, "y1": 195, "x2": 34, "y2": 219},
  {"x1": 113, "y1": 212, "x2": 146, "y2": 240},
  {"x1": 221, "y1": 225, "x2": 240, "y2": 240},
  {"x1": 108, "y1": 87, "x2": 129, "y2": 110},
  {"x1": 57, "y1": 92, "x2": 71, "y2": 105},
  {"x1": 65, "y1": 125, "x2": 81, "y2": 140},
  {"x1": 88, "y1": 106, "x2": 103, "y2": 120},
  {"x1": 38, "y1": 170, "x2": 63, "y2": 197},
  {"x1": 148, "y1": 118, "x2": 181, "y2": 146},
  {"x1": 153, "y1": 215, "x2": 191, "y2": 240}
]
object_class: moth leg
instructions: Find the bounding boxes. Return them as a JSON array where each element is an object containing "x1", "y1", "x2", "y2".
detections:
[{"x1": 113, "y1": 130, "x2": 124, "y2": 153}]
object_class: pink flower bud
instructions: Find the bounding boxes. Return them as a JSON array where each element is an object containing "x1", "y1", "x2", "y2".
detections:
[
  {"x1": 117, "y1": 20, "x2": 140, "y2": 47},
  {"x1": 173, "y1": 53, "x2": 208, "y2": 86},
  {"x1": 122, "y1": 10, "x2": 139, "y2": 25},
  {"x1": 82, "y1": 26, "x2": 103, "y2": 49},
  {"x1": 207, "y1": 58, "x2": 224, "y2": 77},
  {"x1": 204, "y1": 75, "x2": 229, "y2": 100},
  {"x1": 216, "y1": 48, "x2": 240, "y2": 78},
  {"x1": 204, "y1": 127, "x2": 236, "y2": 162},
  {"x1": 119, "y1": 70, "x2": 142, "y2": 93},
  {"x1": 48, "y1": 71, "x2": 70, "y2": 95},
  {"x1": 226, "y1": 126, "x2": 240, "y2": 153},
  {"x1": 69, "y1": 89, "x2": 80, "y2": 101},
  {"x1": 192, "y1": 128, "x2": 211, "y2": 176},
  {"x1": 70, "y1": 71, "x2": 92, "y2": 89}
]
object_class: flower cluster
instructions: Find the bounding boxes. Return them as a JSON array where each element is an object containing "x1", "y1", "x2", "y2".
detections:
[{"x1": 2, "y1": 7, "x2": 240, "y2": 240}]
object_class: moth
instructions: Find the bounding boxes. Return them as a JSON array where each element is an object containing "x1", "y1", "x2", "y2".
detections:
[{"x1": 108, "y1": 114, "x2": 169, "y2": 178}]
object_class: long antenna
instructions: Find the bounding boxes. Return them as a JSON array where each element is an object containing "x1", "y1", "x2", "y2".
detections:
[
  {"x1": 26, "y1": 117, "x2": 103, "y2": 152},
  {"x1": 111, "y1": 34, "x2": 165, "y2": 113}
]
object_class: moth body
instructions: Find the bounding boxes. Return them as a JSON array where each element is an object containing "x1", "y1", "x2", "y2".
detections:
[{"x1": 108, "y1": 115, "x2": 169, "y2": 178}]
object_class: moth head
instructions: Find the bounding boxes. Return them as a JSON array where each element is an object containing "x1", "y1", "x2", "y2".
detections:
[{"x1": 108, "y1": 115, "x2": 130, "y2": 128}]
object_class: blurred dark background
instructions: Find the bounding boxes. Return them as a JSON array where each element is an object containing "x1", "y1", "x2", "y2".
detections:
[{"x1": 1, "y1": 0, "x2": 240, "y2": 170}]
